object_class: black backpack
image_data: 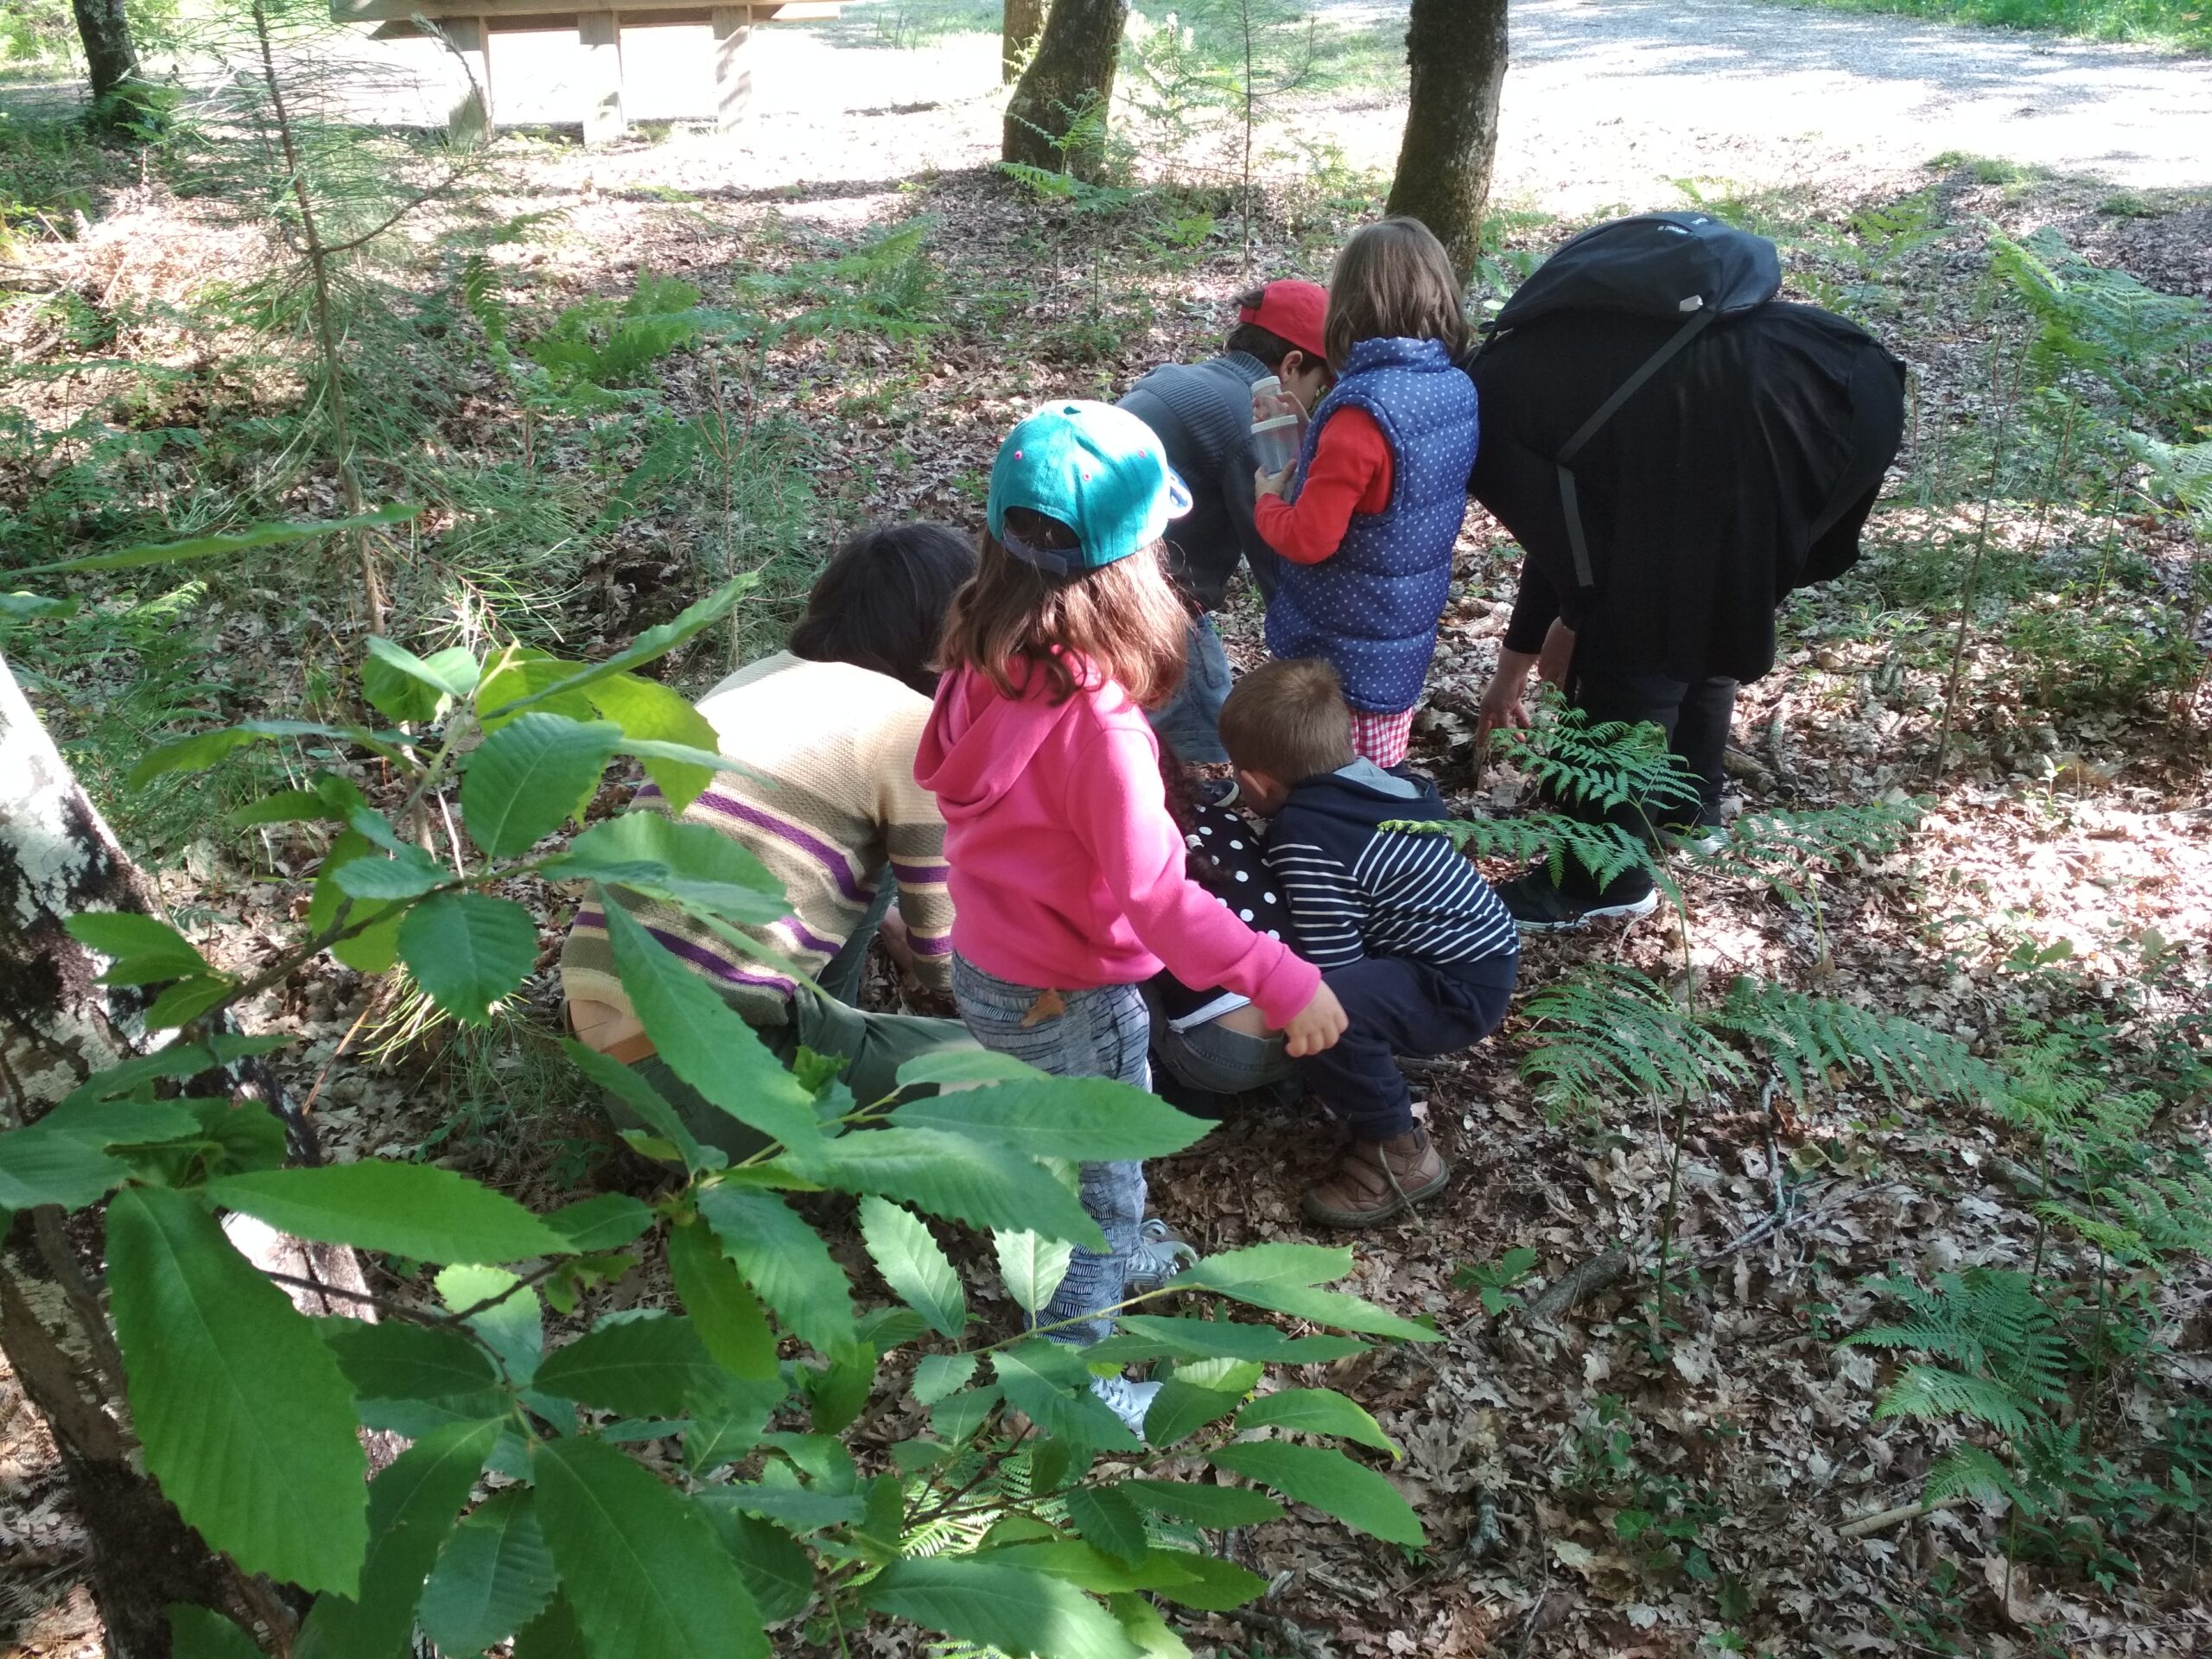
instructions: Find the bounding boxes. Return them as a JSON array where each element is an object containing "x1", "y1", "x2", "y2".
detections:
[{"x1": 1476, "y1": 213, "x2": 1783, "y2": 588}]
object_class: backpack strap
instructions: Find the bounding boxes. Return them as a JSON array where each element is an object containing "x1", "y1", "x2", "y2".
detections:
[{"x1": 1554, "y1": 308, "x2": 1717, "y2": 589}]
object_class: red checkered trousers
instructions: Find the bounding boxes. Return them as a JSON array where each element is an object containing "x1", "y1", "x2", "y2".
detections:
[{"x1": 1348, "y1": 707, "x2": 1415, "y2": 768}]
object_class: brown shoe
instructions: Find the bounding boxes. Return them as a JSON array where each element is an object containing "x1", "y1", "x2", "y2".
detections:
[{"x1": 1302, "y1": 1128, "x2": 1450, "y2": 1227}]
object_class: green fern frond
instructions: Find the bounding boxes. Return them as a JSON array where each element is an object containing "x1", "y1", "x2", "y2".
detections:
[
  {"x1": 1519, "y1": 963, "x2": 1748, "y2": 1115},
  {"x1": 1707, "y1": 800, "x2": 1923, "y2": 875},
  {"x1": 1846, "y1": 1268, "x2": 2066, "y2": 1443},
  {"x1": 2107, "y1": 1172, "x2": 2212, "y2": 1259},
  {"x1": 2036, "y1": 1200, "x2": 2147, "y2": 1262},
  {"x1": 1923, "y1": 1444, "x2": 2031, "y2": 1511},
  {"x1": 1876, "y1": 1363, "x2": 2032, "y2": 1435},
  {"x1": 1389, "y1": 812, "x2": 1653, "y2": 890},
  {"x1": 1711, "y1": 977, "x2": 2001, "y2": 1105},
  {"x1": 1495, "y1": 704, "x2": 1703, "y2": 820},
  {"x1": 1843, "y1": 1320, "x2": 1991, "y2": 1372}
]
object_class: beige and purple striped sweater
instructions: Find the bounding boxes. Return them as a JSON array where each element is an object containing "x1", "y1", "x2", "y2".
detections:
[{"x1": 559, "y1": 652, "x2": 954, "y2": 1027}]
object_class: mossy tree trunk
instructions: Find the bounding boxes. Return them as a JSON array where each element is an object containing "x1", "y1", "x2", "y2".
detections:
[
  {"x1": 1383, "y1": 0, "x2": 1509, "y2": 288},
  {"x1": 1002, "y1": 0, "x2": 1046, "y2": 83},
  {"x1": 70, "y1": 0, "x2": 143, "y2": 116},
  {"x1": 1003, "y1": 0, "x2": 1125, "y2": 181}
]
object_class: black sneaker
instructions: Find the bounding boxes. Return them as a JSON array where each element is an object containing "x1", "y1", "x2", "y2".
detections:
[{"x1": 1497, "y1": 866, "x2": 1660, "y2": 932}]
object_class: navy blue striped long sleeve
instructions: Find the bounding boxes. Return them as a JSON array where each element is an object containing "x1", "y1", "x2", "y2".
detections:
[{"x1": 1262, "y1": 761, "x2": 1518, "y2": 973}]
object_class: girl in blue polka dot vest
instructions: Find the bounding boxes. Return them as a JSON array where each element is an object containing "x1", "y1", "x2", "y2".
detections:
[{"x1": 1254, "y1": 218, "x2": 1481, "y2": 768}]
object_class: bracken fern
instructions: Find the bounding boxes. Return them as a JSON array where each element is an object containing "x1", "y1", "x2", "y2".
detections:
[{"x1": 1519, "y1": 964, "x2": 1749, "y2": 1114}]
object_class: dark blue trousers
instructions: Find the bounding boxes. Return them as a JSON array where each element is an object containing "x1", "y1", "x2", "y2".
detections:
[{"x1": 1298, "y1": 952, "x2": 1518, "y2": 1140}]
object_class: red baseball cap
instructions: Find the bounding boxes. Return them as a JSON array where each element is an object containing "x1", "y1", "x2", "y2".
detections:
[{"x1": 1237, "y1": 279, "x2": 1328, "y2": 362}]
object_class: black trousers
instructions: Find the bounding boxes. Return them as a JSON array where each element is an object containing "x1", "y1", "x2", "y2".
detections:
[
  {"x1": 1296, "y1": 952, "x2": 1518, "y2": 1141},
  {"x1": 1560, "y1": 664, "x2": 1738, "y2": 899}
]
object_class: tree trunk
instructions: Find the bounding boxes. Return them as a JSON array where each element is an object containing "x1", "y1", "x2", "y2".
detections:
[
  {"x1": 0, "y1": 655, "x2": 380, "y2": 1656},
  {"x1": 1382, "y1": 0, "x2": 1509, "y2": 289},
  {"x1": 1002, "y1": 0, "x2": 1045, "y2": 83},
  {"x1": 1002, "y1": 0, "x2": 1124, "y2": 181},
  {"x1": 0, "y1": 655, "x2": 280, "y2": 1655},
  {"x1": 69, "y1": 0, "x2": 141, "y2": 106}
]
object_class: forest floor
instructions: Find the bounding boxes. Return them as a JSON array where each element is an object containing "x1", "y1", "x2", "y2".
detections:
[{"x1": 3, "y1": 5, "x2": 2212, "y2": 1657}]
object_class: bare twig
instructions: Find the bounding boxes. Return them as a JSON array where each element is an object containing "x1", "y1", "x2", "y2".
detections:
[
  {"x1": 246, "y1": 0, "x2": 385, "y2": 634},
  {"x1": 1930, "y1": 343, "x2": 2018, "y2": 781},
  {"x1": 259, "y1": 1268, "x2": 424, "y2": 1322},
  {"x1": 1838, "y1": 1495, "x2": 1964, "y2": 1538},
  {"x1": 1697, "y1": 1179, "x2": 1912, "y2": 1268},
  {"x1": 1527, "y1": 1247, "x2": 1630, "y2": 1326}
]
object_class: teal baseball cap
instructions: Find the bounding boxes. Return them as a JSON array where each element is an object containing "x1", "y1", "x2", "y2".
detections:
[{"x1": 988, "y1": 400, "x2": 1192, "y2": 575}]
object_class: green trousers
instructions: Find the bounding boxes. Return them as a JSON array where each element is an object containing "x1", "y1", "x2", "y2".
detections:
[
  {"x1": 599, "y1": 875, "x2": 972, "y2": 1160},
  {"x1": 619, "y1": 989, "x2": 975, "y2": 1161}
]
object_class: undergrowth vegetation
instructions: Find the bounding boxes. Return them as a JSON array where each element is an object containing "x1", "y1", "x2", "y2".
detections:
[{"x1": 0, "y1": 17, "x2": 2207, "y2": 1656}]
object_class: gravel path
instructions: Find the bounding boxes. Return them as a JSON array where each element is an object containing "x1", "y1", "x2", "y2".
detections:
[
  {"x1": 7, "y1": 0, "x2": 2209, "y2": 208},
  {"x1": 1486, "y1": 0, "x2": 2212, "y2": 205},
  {"x1": 419, "y1": 0, "x2": 2211, "y2": 204}
]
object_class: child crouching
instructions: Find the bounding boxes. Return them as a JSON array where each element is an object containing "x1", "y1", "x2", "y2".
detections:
[
  {"x1": 916, "y1": 402, "x2": 1347, "y2": 1431},
  {"x1": 1218, "y1": 658, "x2": 1520, "y2": 1225}
]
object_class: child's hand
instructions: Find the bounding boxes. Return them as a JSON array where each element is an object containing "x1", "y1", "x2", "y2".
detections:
[
  {"x1": 1282, "y1": 982, "x2": 1348, "y2": 1058},
  {"x1": 1255, "y1": 462, "x2": 1294, "y2": 500},
  {"x1": 1477, "y1": 652, "x2": 1536, "y2": 742}
]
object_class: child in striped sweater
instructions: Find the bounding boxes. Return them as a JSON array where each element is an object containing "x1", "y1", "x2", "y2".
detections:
[
  {"x1": 561, "y1": 524, "x2": 979, "y2": 1157},
  {"x1": 1217, "y1": 658, "x2": 1519, "y2": 1227}
]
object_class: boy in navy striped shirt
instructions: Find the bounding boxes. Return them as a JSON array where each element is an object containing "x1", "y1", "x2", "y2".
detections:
[{"x1": 1218, "y1": 659, "x2": 1520, "y2": 1226}]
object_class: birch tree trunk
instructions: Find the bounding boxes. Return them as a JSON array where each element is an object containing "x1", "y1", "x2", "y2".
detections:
[
  {"x1": 0, "y1": 654, "x2": 378, "y2": 1656},
  {"x1": 1002, "y1": 0, "x2": 1125, "y2": 181},
  {"x1": 1383, "y1": 0, "x2": 1509, "y2": 288}
]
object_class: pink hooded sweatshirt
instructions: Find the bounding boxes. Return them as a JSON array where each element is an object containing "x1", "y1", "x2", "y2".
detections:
[{"x1": 914, "y1": 663, "x2": 1320, "y2": 1029}]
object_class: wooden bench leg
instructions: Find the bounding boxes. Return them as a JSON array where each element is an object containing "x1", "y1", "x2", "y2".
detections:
[
  {"x1": 579, "y1": 10, "x2": 626, "y2": 145},
  {"x1": 711, "y1": 7, "x2": 753, "y2": 134},
  {"x1": 445, "y1": 16, "x2": 493, "y2": 147}
]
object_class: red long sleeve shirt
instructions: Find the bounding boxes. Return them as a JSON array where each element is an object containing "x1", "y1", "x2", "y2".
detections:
[{"x1": 1254, "y1": 408, "x2": 1396, "y2": 565}]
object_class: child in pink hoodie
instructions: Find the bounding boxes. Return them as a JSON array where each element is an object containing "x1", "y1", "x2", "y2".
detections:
[{"x1": 917, "y1": 400, "x2": 1346, "y2": 1433}]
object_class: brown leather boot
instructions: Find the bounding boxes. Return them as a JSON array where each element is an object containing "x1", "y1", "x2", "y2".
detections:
[{"x1": 1302, "y1": 1127, "x2": 1449, "y2": 1227}]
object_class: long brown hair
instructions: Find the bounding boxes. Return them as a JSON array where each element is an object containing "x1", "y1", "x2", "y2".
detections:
[
  {"x1": 938, "y1": 509, "x2": 1189, "y2": 709},
  {"x1": 1323, "y1": 216, "x2": 1468, "y2": 372}
]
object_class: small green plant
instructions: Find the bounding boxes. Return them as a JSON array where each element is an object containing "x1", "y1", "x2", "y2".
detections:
[
  {"x1": 1792, "y1": 188, "x2": 1946, "y2": 319},
  {"x1": 1846, "y1": 1268, "x2": 2069, "y2": 1512},
  {"x1": 522, "y1": 271, "x2": 728, "y2": 399},
  {"x1": 1452, "y1": 1246, "x2": 1538, "y2": 1316},
  {"x1": 1557, "y1": 1395, "x2": 1725, "y2": 1586},
  {"x1": 1879, "y1": 1556, "x2": 1976, "y2": 1654}
]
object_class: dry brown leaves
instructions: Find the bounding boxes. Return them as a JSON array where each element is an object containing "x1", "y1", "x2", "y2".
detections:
[{"x1": 3, "y1": 73, "x2": 2209, "y2": 1659}]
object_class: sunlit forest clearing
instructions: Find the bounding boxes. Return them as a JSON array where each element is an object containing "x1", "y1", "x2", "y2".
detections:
[{"x1": 2, "y1": 0, "x2": 2209, "y2": 1656}]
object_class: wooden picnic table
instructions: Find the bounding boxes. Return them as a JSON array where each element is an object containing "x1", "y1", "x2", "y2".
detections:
[{"x1": 331, "y1": 0, "x2": 842, "y2": 142}]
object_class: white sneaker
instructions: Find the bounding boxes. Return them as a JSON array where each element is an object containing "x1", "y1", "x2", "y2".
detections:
[
  {"x1": 1665, "y1": 827, "x2": 1726, "y2": 857},
  {"x1": 1124, "y1": 1217, "x2": 1198, "y2": 1295},
  {"x1": 1090, "y1": 1374, "x2": 1161, "y2": 1438}
]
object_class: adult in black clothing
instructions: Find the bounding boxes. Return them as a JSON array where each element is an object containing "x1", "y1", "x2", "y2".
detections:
[
  {"x1": 1465, "y1": 300, "x2": 1907, "y2": 928},
  {"x1": 1120, "y1": 280, "x2": 1331, "y2": 763}
]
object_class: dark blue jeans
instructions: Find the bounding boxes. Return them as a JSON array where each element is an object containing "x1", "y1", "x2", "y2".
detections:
[
  {"x1": 1147, "y1": 613, "x2": 1232, "y2": 765},
  {"x1": 1297, "y1": 952, "x2": 1519, "y2": 1141}
]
